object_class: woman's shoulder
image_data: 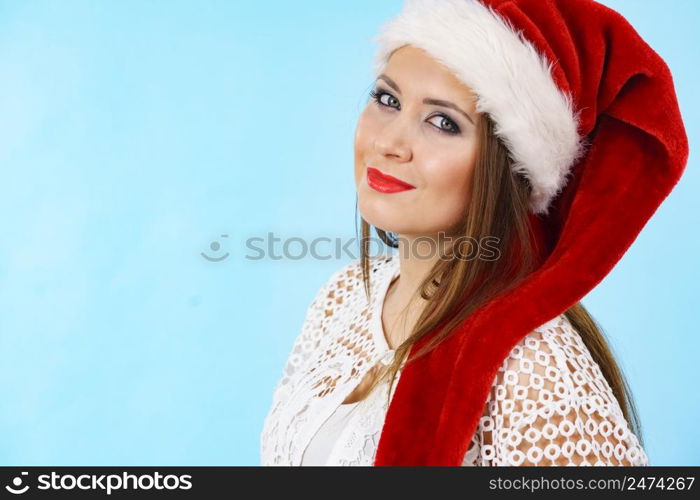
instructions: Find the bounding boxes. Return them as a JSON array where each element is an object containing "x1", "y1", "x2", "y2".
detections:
[
  {"x1": 488, "y1": 312, "x2": 621, "y2": 417},
  {"x1": 496, "y1": 313, "x2": 595, "y2": 387},
  {"x1": 501, "y1": 313, "x2": 581, "y2": 363},
  {"x1": 266, "y1": 258, "x2": 389, "y2": 404},
  {"x1": 309, "y1": 254, "x2": 396, "y2": 306},
  {"x1": 480, "y1": 313, "x2": 648, "y2": 465}
]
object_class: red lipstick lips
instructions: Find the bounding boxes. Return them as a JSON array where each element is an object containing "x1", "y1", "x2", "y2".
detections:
[{"x1": 366, "y1": 167, "x2": 416, "y2": 193}]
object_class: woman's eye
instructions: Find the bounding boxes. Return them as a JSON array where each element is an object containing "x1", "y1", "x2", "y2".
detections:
[
  {"x1": 428, "y1": 115, "x2": 459, "y2": 134},
  {"x1": 370, "y1": 89, "x2": 399, "y2": 108},
  {"x1": 369, "y1": 88, "x2": 461, "y2": 135}
]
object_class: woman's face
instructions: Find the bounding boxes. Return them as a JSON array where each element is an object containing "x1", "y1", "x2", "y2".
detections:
[{"x1": 354, "y1": 45, "x2": 481, "y2": 238}]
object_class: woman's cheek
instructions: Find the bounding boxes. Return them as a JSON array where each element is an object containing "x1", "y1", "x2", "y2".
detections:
[
  {"x1": 429, "y1": 163, "x2": 473, "y2": 211},
  {"x1": 354, "y1": 164, "x2": 365, "y2": 190}
]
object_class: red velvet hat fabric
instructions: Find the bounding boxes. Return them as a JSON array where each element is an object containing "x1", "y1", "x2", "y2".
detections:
[{"x1": 373, "y1": 0, "x2": 689, "y2": 465}]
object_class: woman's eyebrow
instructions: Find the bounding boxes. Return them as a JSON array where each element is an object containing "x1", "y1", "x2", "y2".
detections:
[{"x1": 377, "y1": 73, "x2": 475, "y2": 125}]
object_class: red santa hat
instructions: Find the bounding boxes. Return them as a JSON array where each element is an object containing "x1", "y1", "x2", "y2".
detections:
[{"x1": 369, "y1": 0, "x2": 689, "y2": 465}]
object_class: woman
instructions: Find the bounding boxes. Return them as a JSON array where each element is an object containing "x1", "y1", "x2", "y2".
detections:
[{"x1": 261, "y1": 0, "x2": 688, "y2": 466}]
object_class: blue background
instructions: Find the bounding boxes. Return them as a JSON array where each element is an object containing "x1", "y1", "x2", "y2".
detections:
[{"x1": 0, "y1": 0, "x2": 697, "y2": 465}]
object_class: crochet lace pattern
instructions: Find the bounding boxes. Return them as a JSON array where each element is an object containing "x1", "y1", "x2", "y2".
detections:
[{"x1": 260, "y1": 254, "x2": 648, "y2": 466}]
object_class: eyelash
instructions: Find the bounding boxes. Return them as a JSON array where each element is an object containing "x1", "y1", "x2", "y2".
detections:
[{"x1": 368, "y1": 87, "x2": 461, "y2": 135}]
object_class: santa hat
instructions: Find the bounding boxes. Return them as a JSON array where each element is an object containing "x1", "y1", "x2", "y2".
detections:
[{"x1": 369, "y1": 0, "x2": 689, "y2": 465}]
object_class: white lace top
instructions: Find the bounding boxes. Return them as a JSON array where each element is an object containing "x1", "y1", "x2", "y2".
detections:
[
  {"x1": 260, "y1": 253, "x2": 649, "y2": 466},
  {"x1": 301, "y1": 401, "x2": 359, "y2": 465}
]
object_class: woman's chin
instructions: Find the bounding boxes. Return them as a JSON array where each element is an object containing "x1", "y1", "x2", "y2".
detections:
[{"x1": 359, "y1": 212, "x2": 411, "y2": 236}]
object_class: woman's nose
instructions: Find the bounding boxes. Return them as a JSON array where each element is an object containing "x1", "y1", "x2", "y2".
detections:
[{"x1": 373, "y1": 116, "x2": 412, "y2": 162}]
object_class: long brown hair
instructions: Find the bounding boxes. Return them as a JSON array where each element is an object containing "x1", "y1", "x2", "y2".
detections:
[{"x1": 355, "y1": 111, "x2": 644, "y2": 448}]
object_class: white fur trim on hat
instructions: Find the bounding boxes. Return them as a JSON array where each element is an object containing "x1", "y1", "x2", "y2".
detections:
[{"x1": 371, "y1": 0, "x2": 588, "y2": 215}]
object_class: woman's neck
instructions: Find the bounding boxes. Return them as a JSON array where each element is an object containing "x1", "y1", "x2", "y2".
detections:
[
  {"x1": 380, "y1": 233, "x2": 456, "y2": 348},
  {"x1": 391, "y1": 232, "x2": 452, "y2": 307}
]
